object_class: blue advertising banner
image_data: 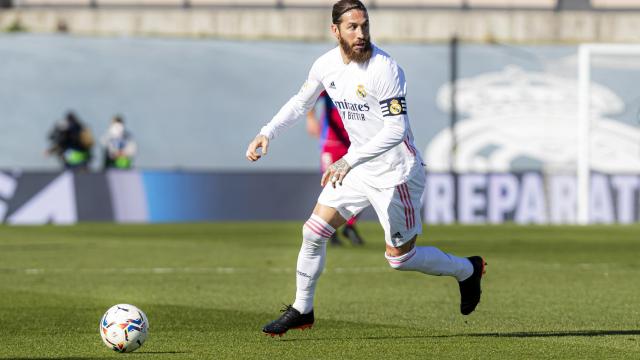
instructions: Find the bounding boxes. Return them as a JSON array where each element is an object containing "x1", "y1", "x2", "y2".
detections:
[{"x1": 1, "y1": 170, "x2": 638, "y2": 225}]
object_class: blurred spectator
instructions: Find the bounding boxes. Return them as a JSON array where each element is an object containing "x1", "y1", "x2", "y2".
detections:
[
  {"x1": 101, "y1": 115, "x2": 136, "y2": 170},
  {"x1": 46, "y1": 111, "x2": 94, "y2": 171}
]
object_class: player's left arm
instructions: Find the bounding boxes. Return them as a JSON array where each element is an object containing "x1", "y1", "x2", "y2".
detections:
[
  {"x1": 341, "y1": 105, "x2": 407, "y2": 168},
  {"x1": 324, "y1": 62, "x2": 408, "y2": 187}
]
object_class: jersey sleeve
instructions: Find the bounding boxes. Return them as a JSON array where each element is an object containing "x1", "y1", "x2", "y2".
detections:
[
  {"x1": 259, "y1": 60, "x2": 324, "y2": 140},
  {"x1": 342, "y1": 61, "x2": 408, "y2": 168}
]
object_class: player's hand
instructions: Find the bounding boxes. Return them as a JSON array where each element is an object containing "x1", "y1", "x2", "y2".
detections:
[
  {"x1": 245, "y1": 135, "x2": 269, "y2": 162},
  {"x1": 321, "y1": 158, "x2": 351, "y2": 188}
]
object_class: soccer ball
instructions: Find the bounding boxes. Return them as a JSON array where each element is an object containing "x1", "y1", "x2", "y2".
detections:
[{"x1": 99, "y1": 304, "x2": 149, "y2": 353}]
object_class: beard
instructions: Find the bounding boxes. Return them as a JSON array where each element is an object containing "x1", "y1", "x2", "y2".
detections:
[{"x1": 339, "y1": 35, "x2": 372, "y2": 63}]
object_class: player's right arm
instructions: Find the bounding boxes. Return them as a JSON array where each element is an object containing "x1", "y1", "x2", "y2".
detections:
[{"x1": 245, "y1": 61, "x2": 324, "y2": 162}]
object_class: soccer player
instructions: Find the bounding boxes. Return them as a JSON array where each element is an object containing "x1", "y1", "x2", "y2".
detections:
[
  {"x1": 245, "y1": 0, "x2": 486, "y2": 336},
  {"x1": 307, "y1": 91, "x2": 365, "y2": 246}
]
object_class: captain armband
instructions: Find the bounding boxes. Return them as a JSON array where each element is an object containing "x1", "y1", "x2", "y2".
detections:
[{"x1": 379, "y1": 97, "x2": 407, "y2": 117}]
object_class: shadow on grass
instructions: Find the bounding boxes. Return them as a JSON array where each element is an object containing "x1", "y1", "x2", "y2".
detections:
[
  {"x1": 280, "y1": 329, "x2": 640, "y2": 342},
  {"x1": 464, "y1": 330, "x2": 640, "y2": 338},
  {"x1": 131, "y1": 351, "x2": 190, "y2": 354},
  {"x1": 6, "y1": 352, "x2": 190, "y2": 360},
  {"x1": 3, "y1": 358, "x2": 105, "y2": 360}
]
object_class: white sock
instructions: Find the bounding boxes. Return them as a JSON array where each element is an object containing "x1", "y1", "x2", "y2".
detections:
[
  {"x1": 385, "y1": 246, "x2": 473, "y2": 281},
  {"x1": 292, "y1": 214, "x2": 335, "y2": 314}
]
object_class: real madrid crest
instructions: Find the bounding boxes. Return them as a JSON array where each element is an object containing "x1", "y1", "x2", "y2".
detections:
[
  {"x1": 356, "y1": 84, "x2": 367, "y2": 99},
  {"x1": 389, "y1": 99, "x2": 403, "y2": 115}
]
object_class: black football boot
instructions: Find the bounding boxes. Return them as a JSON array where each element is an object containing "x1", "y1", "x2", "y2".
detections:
[
  {"x1": 262, "y1": 305, "x2": 314, "y2": 337},
  {"x1": 458, "y1": 256, "x2": 487, "y2": 315}
]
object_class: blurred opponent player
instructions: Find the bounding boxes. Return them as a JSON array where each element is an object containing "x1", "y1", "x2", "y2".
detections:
[
  {"x1": 307, "y1": 91, "x2": 365, "y2": 246},
  {"x1": 246, "y1": 0, "x2": 486, "y2": 336}
]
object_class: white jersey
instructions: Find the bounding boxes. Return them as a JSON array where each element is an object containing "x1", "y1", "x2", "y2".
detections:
[{"x1": 260, "y1": 45, "x2": 424, "y2": 188}]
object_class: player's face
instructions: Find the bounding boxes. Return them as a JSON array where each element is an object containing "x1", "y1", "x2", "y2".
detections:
[{"x1": 333, "y1": 10, "x2": 371, "y2": 63}]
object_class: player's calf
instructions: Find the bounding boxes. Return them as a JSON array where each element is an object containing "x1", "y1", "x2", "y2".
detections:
[
  {"x1": 291, "y1": 215, "x2": 335, "y2": 315},
  {"x1": 385, "y1": 246, "x2": 473, "y2": 280}
]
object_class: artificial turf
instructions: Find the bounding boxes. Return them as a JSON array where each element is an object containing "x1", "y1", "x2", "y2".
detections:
[{"x1": 0, "y1": 223, "x2": 638, "y2": 359}]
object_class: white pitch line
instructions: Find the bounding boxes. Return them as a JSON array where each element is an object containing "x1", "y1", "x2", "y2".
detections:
[
  {"x1": 3, "y1": 266, "x2": 391, "y2": 275},
  {"x1": 46, "y1": 266, "x2": 389, "y2": 275},
  {"x1": 3, "y1": 263, "x2": 625, "y2": 276},
  {"x1": 6, "y1": 263, "x2": 619, "y2": 275}
]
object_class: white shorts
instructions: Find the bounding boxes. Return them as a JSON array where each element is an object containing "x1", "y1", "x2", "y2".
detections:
[{"x1": 317, "y1": 170, "x2": 425, "y2": 247}]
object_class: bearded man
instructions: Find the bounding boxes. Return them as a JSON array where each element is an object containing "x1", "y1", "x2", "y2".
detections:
[{"x1": 246, "y1": 0, "x2": 486, "y2": 336}]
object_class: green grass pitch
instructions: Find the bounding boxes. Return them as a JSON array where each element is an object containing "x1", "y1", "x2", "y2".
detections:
[{"x1": 0, "y1": 223, "x2": 639, "y2": 359}]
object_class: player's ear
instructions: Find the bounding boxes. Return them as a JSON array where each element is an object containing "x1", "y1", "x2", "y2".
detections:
[{"x1": 330, "y1": 23, "x2": 340, "y2": 41}]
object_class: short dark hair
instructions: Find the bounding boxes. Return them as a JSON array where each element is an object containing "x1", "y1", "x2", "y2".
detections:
[{"x1": 332, "y1": 0, "x2": 367, "y2": 25}]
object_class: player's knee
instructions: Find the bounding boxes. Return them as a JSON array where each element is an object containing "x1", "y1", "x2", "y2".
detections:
[
  {"x1": 386, "y1": 257, "x2": 409, "y2": 271},
  {"x1": 302, "y1": 216, "x2": 335, "y2": 245},
  {"x1": 385, "y1": 249, "x2": 417, "y2": 271},
  {"x1": 302, "y1": 226, "x2": 327, "y2": 246}
]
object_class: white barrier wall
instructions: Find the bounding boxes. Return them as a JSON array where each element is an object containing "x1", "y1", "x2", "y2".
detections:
[{"x1": 3, "y1": 9, "x2": 640, "y2": 42}]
